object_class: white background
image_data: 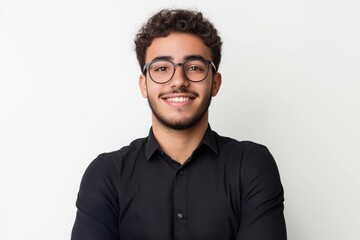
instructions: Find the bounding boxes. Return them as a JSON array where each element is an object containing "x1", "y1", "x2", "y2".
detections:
[{"x1": 1, "y1": 0, "x2": 359, "y2": 239}]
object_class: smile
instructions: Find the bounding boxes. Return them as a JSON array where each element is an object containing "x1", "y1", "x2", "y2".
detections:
[{"x1": 166, "y1": 97, "x2": 191, "y2": 102}]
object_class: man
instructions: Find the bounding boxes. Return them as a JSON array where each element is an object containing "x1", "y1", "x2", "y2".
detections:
[{"x1": 71, "y1": 8, "x2": 286, "y2": 240}]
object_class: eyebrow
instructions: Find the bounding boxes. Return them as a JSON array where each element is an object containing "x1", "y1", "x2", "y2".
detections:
[
  {"x1": 150, "y1": 56, "x2": 173, "y2": 62},
  {"x1": 184, "y1": 55, "x2": 206, "y2": 61},
  {"x1": 150, "y1": 55, "x2": 207, "y2": 62}
]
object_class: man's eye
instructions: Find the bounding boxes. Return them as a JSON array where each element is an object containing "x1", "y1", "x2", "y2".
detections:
[
  {"x1": 154, "y1": 66, "x2": 169, "y2": 72},
  {"x1": 188, "y1": 65, "x2": 203, "y2": 71}
]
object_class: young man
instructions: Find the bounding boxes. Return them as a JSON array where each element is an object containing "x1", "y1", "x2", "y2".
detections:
[{"x1": 71, "y1": 9, "x2": 286, "y2": 240}]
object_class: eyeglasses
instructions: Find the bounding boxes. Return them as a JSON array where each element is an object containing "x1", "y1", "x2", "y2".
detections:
[{"x1": 143, "y1": 58, "x2": 216, "y2": 84}]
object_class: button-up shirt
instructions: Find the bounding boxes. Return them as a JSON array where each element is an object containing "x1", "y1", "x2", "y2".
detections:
[{"x1": 71, "y1": 125, "x2": 286, "y2": 240}]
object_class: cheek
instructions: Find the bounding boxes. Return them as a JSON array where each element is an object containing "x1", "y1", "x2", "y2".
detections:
[
  {"x1": 204, "y1": 82, "x2": 214, "y2": 96},
  {"x1": 145, "y1": 83, "x2": 161, "y2": 98}
]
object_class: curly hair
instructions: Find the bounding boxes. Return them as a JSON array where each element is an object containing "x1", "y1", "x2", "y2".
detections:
[{"x1": 134, "y1": 9, "x2": 222, "y2": 72}]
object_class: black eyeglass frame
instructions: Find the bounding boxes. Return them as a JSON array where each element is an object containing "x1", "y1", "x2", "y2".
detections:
[{"x1": 142, "y1": 58, "x2": 217, "y2": 84}]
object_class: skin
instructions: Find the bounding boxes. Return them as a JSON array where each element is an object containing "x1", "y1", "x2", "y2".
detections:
[{"x1": 139, "y1": 32, "x2": 222, "y2": 164}]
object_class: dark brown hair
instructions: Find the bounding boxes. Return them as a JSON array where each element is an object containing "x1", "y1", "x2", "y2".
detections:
[{"x1": 134, "y1": 9, "x2": 222, "y2": 72}]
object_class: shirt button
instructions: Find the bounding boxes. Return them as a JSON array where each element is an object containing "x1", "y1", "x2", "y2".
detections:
[
  {"x1": 179, "y1": 171, "x2": 184, "y2": 176},
  {"x1": 177, "y1": 212, "x2": 183, "y2": 219}
]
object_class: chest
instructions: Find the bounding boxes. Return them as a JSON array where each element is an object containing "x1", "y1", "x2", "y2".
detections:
[{"x1": 116, "y1": 155, "x2": 241, "y2": 240}]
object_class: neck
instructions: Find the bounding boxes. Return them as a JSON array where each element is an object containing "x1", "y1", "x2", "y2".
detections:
[{"x1": 152, "y1": 114, "x2": 209, "y2": 164}]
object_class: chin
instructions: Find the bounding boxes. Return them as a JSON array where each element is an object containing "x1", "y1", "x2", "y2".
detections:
[
  {"x1": 148, "y1": 95, "x2": 211, "y2": 130},
  {"x1": 154, "y1": 111, "x2": 209, "y2": 130}
]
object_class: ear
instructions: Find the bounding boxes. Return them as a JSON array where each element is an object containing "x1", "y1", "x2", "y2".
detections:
[
  {"x1": 211, "y1": 72, "x2": 222, "y2": 96},
  {"x1": 139, "y1": 74, "x2": 148, "y2": 98}
]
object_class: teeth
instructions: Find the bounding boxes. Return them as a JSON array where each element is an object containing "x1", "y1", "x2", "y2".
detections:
[{"x1": 167, "y1": 97, "x2": 190, "y2": 102}]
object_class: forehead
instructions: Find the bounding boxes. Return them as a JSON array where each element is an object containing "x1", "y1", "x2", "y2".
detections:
[{"x1": 145, "y1": 32, "x2": 212, "y2": 62}]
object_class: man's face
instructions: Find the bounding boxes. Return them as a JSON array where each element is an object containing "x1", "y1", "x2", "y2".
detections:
[{"x1": 139, "y1": 32, "x2": 221, "y2": 130}]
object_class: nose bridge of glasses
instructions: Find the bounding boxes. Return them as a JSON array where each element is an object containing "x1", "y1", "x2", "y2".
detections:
[
  {"x1": 172, "y1": 62, "x2": 186, "y2": 79},
  {"x1": 173, "y1": 62, "x2": 184, "y2": 70}
]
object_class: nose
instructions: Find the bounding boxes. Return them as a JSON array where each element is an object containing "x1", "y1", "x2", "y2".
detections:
[{"x1": 170, "y1": 64, "x2": 190, "y2": 88}]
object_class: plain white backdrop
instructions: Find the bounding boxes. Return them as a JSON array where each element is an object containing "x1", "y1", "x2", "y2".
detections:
[{"x1": 1, "y1": 0, "x2": 359, "y2": 239}]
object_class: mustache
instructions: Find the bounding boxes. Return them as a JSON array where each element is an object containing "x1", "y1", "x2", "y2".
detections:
[{"x1": 159, "y1": 88, "x2": 199, "y2": 98}]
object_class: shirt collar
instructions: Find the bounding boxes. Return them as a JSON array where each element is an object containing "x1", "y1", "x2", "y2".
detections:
[
  {"x1": 145, "y1": 127, "x2": 160, "y2": 161},
  {"x1": 145, "y1": 124, "x2": 219, "y2": 161},
  {"x1": 200, "y1": 124, "x2": 219, "y2": 155}
]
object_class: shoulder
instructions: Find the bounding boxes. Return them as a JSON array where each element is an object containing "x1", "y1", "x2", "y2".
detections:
[
  {"x1": 214, "y1": 131, "x2": 278, "y2": 172},
  {"x1": 83, "y1": 136, "x2": 148, "y2": 179},
  {"x1": 214, "y1": 132, "x2": 283, "y2": 192},
  {"x1": 214, "y1": 131, "x2": 270, "y2": 157},
  {"x1": 98, "y1": 137, "x2": 147, "y2": 162}
]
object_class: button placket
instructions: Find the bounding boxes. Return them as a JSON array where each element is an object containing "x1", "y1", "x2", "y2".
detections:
[{"x1": 173, "y1": 168, "x2": 188, "y2": 239}]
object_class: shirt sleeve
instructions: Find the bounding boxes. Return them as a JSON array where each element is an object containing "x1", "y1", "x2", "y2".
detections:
[
  {"x1": 71, "y1": 155, "x2": 119, "y2": 240},
  {"x1": 237, "y1": 144, "x2": 287, "y2": 240}
]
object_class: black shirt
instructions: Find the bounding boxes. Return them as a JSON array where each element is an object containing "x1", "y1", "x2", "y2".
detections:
[{"x1": 71, "y1": 126, "x2": 286, "y2": 240}]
